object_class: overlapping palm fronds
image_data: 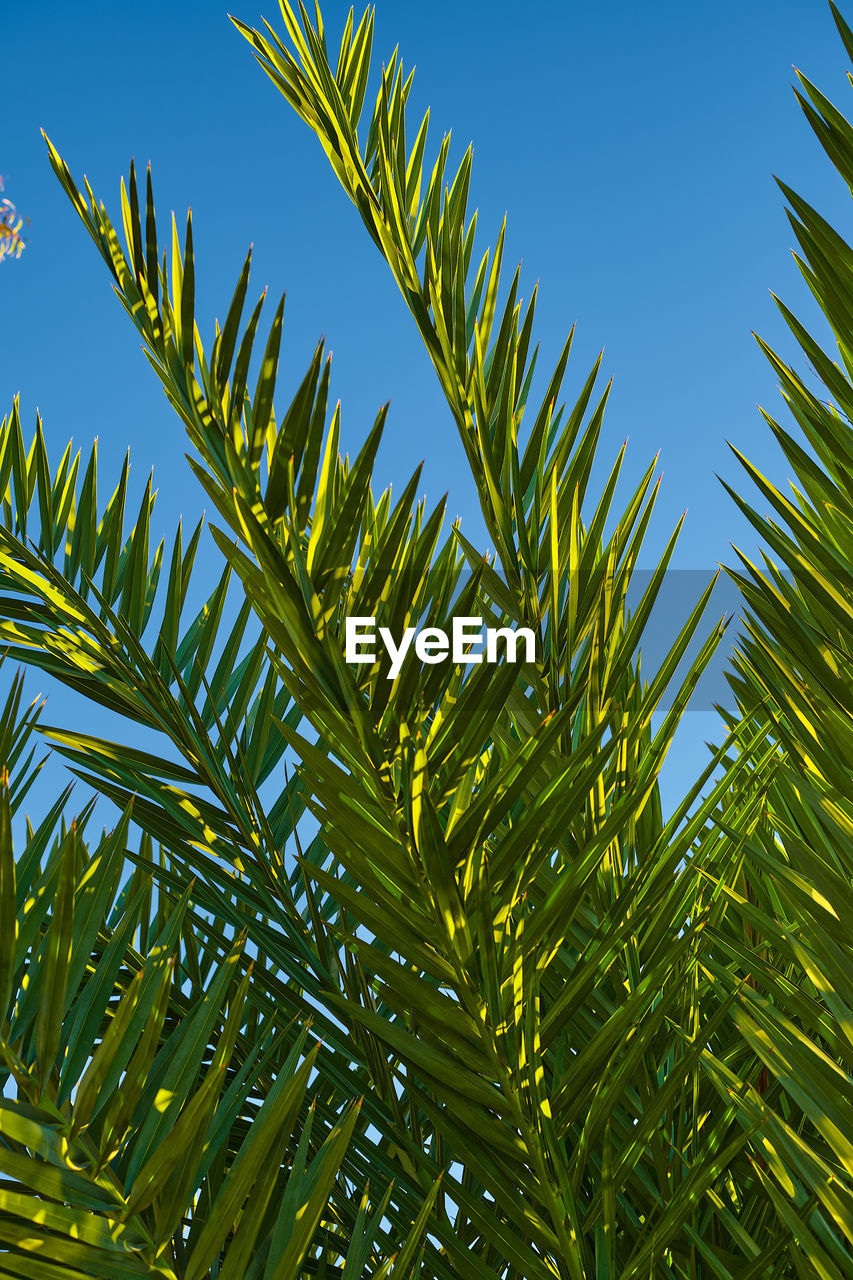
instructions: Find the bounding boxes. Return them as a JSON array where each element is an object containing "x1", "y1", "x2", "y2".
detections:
[
  {"x1": 0, "y1": 123, "x2": 750, "y2": 1269},
  {"x1": 2, "y1": 1, "x2": 853, "y2": 1276},
  {"x1": 0, "y1": 658, "x2": 441, "y2": 1279}
]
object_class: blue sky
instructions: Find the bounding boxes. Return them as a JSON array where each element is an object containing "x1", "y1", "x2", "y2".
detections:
[{"x1": 3, "y1": 0, "x2": 851, "y2": 810}]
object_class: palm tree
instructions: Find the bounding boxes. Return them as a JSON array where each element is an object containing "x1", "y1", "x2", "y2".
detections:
[{"x1": 0, "y1": 3, "x2": 850, "y2": 1276}]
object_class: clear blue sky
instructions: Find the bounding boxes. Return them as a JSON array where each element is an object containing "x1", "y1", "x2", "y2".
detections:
[{"x1": 3, "y1": 0, "x2": 850, "y2": 810}]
